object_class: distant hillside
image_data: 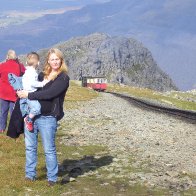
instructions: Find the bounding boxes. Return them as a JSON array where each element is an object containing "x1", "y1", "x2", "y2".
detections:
[
  {"x1": 19, "y1": 33, "x2": 178, "y2": 92},
  {"x1": 0, "y1": 0, "x2": 195, "y2": 89}
]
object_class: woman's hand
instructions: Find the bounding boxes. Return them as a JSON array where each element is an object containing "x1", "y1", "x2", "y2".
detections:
[{"x1": 17, "y1": 90, "x2": 29, "y2": 98}]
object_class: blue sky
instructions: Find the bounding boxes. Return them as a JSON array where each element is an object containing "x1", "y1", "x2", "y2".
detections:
[{"x1": 0, "y1": 0, "x2": 109, "y2": 12}]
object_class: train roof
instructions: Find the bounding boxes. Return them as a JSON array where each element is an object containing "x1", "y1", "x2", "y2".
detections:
[{"x1": 82, "y1": 76, "x2": 106, "y2": 79}]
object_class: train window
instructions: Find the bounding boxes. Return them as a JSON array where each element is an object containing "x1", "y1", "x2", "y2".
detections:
[{"x1": 83, "y1": 77, "x2": 107, "y2": 84}]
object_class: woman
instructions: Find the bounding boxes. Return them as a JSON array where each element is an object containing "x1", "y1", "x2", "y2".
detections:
[
  {"x1": 0, "y1": 49, "x2": 25, "y2": 133},
  {"x1": 17, "y1": 48, "x2": 70, "y2": 186}
]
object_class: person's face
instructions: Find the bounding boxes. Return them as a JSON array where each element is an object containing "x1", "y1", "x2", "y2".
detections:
[{"x1": 48, "y1": 53, "x2": 61, "y2": 71}]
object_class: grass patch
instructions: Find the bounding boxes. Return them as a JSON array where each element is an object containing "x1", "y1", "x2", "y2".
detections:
[
  {"x1": 1, "y1": 80, "x2": 195, "y2": 195},
  {"x1": 64, "y1": 80, "x2": 98, "y2": 109},
  {"x1": 0, "y1": 131, "x2": 194, "y2": 196},
  {"x1": 107, "y1": 83, "x2": 196, "y2": 111},
  {"x1": 0, "y1": 132, "x2": 113, "y2": 196}
]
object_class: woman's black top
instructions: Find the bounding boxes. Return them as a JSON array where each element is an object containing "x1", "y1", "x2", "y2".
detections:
[
  {"x1": 29, "y1": 72, "x2": 70, "y2": 120},
  {"x1": 7, "y1": 71, "x2": 69, "y2": 138}
]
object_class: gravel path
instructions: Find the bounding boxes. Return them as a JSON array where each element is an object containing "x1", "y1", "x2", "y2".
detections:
[{"x1": 61, "y1": 92, "x2": 196, "y2": 192}]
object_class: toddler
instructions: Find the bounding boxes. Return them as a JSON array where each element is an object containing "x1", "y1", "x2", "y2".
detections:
[{"x1": 8, "y1": 52, "x2": 49, "y2": 131}]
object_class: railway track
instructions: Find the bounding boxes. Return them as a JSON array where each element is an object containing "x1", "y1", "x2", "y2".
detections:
[{"x1": 107, "y1": 92, "x2": 196, "y2": 123}]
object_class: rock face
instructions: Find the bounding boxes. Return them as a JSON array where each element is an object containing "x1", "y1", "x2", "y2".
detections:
[
  {"x1": 21, "y1": 33, "x2": 178, "y2": 91},
  {"x1": 59, "y1": 33, "x2": 178, "y2": 91}
]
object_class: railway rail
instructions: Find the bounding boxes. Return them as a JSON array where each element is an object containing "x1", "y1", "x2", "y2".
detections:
[{"x1": 107, "y1": 92, "x2": 196, "y2": 123}]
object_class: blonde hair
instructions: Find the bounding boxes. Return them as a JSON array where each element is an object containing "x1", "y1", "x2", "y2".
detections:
[
  {"x1": 43, "y1": 48, "x2": 68, "y2": 80},
  {"x1": 26, "y1": 52, "x2": 40, "y2": 66},
  {"x1": 6, "y1": 49, "x2": 17, "y2": 60}
]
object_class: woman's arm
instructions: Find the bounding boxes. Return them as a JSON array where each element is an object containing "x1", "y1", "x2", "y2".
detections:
[{"x1": 20, "y1": 73, "x2": 69, "y2": 100}]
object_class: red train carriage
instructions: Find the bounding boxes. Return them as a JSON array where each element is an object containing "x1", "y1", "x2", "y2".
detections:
[{"x1": 82, "y1": 76, "x2": 107, "y2": 91}]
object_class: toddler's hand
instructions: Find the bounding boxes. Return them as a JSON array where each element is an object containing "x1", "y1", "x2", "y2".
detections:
[
  {"x1": 17, "y1": 90, "x2": 28, "y2": 98},
  {"x1": 43, "y1": 79, "x2": 50, "y2": 86}
]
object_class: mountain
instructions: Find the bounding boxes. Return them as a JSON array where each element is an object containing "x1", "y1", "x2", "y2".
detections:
[
  {"x1": 19, "y1": 33, "x2": 178, "y2": 92},
  {"x1": 0, "y1": 0, "x2": 195, "y2": 90}
]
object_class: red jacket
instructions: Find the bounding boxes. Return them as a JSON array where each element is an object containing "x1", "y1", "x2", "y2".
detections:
[{"x1": 0, "y1": 59, "x2": 25, "y2": 102}]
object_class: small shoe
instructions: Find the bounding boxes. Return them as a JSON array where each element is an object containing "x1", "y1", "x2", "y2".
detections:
[
  {"x1": 0, "y1": 130, "x2": 5, "y2": 133},
  {"x1": 24, "y1": 116, "x2": 33, "y2": 131},
  {"x1": 48, "y1": 181, "x2": 56, "y2": 187}
]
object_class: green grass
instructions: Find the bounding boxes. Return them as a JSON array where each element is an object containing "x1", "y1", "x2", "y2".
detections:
[
  {"x1": 107, "y1": 83, "x2": 196, "y2": 111},
  {"x1": 64, "y1": 80, "x2": 98, "y2": 109},
  {"x1": 0, "y1": 131, "x2": 170, "y2": 196},
  {"x1": 0, "y1": 81, "x2": 195, "y2": 195}
]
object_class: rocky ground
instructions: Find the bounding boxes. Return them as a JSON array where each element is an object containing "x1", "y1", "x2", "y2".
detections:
[{"x1": 60, "y1": 92, "x2": 196, "y2": 195}]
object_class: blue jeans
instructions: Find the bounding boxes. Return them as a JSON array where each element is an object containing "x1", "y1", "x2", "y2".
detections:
[
  {"x1": 20, "y1": 99, "x2": 41, "y2": 117},
  {"x1": 8, "y1": 73, "x2": 23, "y2": 90},
  {"x1": 0, "y1": 99, "x2": 15, "y2": 130},
  {"x1": 8, "y1": 73, "x2": 41, "y2": 117},
  {"x1": 25, "y1": 116, "x2": 58, "y2": 182}
]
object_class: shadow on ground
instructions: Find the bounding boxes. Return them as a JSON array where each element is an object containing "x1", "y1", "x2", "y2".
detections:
[{"x1": 58, "y1": 155, "x2": 113, "y2": 184}]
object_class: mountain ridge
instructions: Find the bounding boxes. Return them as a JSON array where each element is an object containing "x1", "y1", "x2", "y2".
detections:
[{"x1": 19, "y1": 33, "x2": 178, "y2": 92}]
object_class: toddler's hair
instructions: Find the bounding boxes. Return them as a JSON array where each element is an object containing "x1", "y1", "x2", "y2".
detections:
[{"x1": 26, "y1": 52, "x2": 40, "y2": 66}]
